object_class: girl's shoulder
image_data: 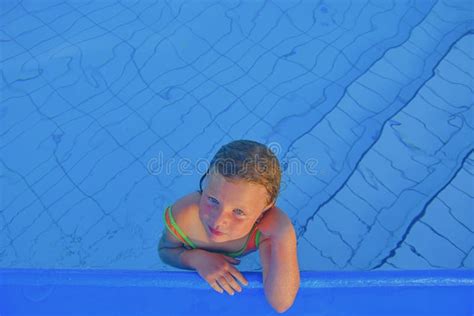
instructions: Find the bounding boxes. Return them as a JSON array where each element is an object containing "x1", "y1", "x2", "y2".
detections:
[
  {"x1": 256, "y1": 206, "x2": 293, "y2": 242},
  {"x1": 167, "y1": 191, "x2": 204, "y2": 243},
  {"x1": 169, "y1": 191, "x2": 201, "y2": 226}
]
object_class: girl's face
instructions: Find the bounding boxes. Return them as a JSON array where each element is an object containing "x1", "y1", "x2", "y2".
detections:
[{"x1": 199, "y1": 172, "x2": 273, "y2": 243}]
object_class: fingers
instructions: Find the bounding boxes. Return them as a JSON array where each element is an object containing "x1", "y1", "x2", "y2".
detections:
[
  {"x1": 217, "y1": 275, "x2": 237, "y2": 295},
  {"x1": 209, "y1": 270, "x2": 248, "y2": 296},
  {"x1": 222, "y1": 273, "x2": 242, "y2": 294},
  {"x1": 209, "y1": 280, "x2": 224, "y2": 294},
  {"x1": 208, "y1": 277, "x2": 233, "y2": 295},
  {"x1": 205, "y1": 256, "x2": 248, "y2": 296},
  {"x1": 228, "y1": 265, "x2": 249, "y2": 287}
]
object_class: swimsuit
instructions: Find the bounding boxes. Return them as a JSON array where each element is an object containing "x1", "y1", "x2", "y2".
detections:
[{"x1": 163, "y1": 204, "x2": 262, "y2": 258}]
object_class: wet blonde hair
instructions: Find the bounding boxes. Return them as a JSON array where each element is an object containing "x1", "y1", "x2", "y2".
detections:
[{"x1": 198, "y1": 140, "x2": 281, "y2": 207}]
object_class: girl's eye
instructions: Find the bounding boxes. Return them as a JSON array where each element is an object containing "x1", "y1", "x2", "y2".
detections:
[
  {"x1": 234, "y1": 209, "x2": 245, "y2": 216},
  {"x1": 208, "y1": 197, "x2": 218, "y2": 204},
  {"x1": 207, "y1": 196, "x2": 245, "y2": 216}
]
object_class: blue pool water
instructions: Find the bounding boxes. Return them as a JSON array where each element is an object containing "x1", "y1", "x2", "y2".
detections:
[{"x1": 1, "y1": 0, "x2": 473, "y2": 314}]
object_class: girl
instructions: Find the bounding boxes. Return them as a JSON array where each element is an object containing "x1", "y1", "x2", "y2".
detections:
[{"x1": 158, "y1": 140, "x2": 300, "y2": 313}]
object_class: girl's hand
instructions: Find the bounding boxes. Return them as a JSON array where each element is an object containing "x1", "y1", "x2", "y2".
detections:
[{"x1": 189, "y1": 249, "x2": 249, "y2": 295}]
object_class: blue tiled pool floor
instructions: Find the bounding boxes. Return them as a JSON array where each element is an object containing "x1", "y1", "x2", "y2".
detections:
[{"x1": 0, "y1": 1, "x2": 473, "y2": 272}]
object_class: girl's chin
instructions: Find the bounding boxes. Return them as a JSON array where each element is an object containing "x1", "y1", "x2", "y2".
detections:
[
  {"x1": 211, "y1": 238, "x2": 227, "y2": 243},
  {"x1": 208, "y1": 234, "x2": 229, "y2": 243}
]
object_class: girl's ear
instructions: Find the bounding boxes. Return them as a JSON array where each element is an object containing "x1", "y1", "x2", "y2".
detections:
[
  {"x1": 256, "y1": 203, "x2": 274, "y2": 223},
  {"x1": 256, "y1": 213, "x2": 264, "y2": 224},
  {"x1": 263, "y1": 201, "x2": 275, "y2": 212}
]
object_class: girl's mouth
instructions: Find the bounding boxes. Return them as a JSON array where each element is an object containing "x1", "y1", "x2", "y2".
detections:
[{"x1": 208, "y1": 225, "x2": 224, "y2": 236}]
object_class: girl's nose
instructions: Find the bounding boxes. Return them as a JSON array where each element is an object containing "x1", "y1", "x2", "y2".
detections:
[{"x1": 210, "y1": 209, "x2": 228, "y2": 227}]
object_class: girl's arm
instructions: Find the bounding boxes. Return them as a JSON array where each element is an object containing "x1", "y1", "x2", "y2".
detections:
[
  {"x1": 159, "y1": 197, "x2": 203, "y2": 270},
  {"x1": 158, "y1": 228, "x2": 198, "y2": 270},
  {"x1": 258, "y1": 208, "x2": 300, "y2": 313}
]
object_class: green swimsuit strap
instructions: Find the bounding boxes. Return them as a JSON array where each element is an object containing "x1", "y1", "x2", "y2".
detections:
[
  {"x1": 225, "y1": 224, "x2": 261, "y2": 257},
  {"x1": 164, "y1": 205, "x2": 261, "y2": 257},
  {"x1": 163, "y1": 205, "x2": 197, "y2": 249}
]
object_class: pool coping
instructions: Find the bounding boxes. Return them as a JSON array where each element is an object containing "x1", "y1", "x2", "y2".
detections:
[{"x1": 1, "y1": 268, "x2": 472, "y2": 289}]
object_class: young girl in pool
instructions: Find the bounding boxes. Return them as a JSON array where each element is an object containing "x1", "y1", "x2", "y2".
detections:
[{"x1": 158, "y1": 140, "x2": 300, "y2": 313}]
